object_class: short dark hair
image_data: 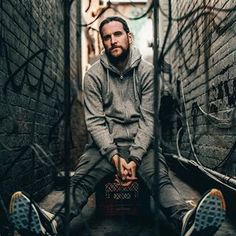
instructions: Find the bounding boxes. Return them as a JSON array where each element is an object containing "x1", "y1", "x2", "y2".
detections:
[{"x1": 99, "y1": 16, "x2": 130, "y2": 36}]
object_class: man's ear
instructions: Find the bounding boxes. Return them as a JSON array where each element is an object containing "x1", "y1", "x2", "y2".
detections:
[{"x1": 128, "y1": 32, "x2": 133, "y2": 45}]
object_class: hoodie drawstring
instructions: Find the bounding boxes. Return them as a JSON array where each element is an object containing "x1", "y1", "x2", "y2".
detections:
[
  {"x1": 133, "y1": 68, "x2": 138, "y2": 101},
  {"x1": 106, "y1": 69, "x2": 110, "y2": 95}
]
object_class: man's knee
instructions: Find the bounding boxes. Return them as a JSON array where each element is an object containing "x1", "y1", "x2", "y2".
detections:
[
  {"x1": 76, "y1": 148, "x2": 108, "y2": 169},
  {"x1": 73, "y1": 147, "x2": 115, "y2": 182}
]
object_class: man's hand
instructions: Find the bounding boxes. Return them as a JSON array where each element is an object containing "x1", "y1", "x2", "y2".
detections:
[
  {"x1": 112, "y1": 154, "x2": 129, "y2": 181},
  {"x1": 112, "y1": 155, "x2": 137, "y2": 186},
  {"x1": 116, "y1": 161, "x2": 137, "y2": 186},
  {"x1": 126, "y1": 161, "x2": 137, "y2": 180}
]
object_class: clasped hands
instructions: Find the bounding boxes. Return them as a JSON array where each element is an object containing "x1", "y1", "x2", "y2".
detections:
[{"x1": 112, "y1": 154, "x2": 137, "y2": 186}]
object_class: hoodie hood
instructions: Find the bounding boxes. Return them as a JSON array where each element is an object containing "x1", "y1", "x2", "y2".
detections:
[
  {"x1": 100, "y1": 46, "x2": 141, "y2": 102},
  {"x1": 100, "y1": 46, "x2": 142, "y2": 75}
]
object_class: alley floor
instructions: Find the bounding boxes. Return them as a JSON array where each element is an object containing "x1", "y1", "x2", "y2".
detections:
[{"x1": 36, "y1": 169, "x2": 236, "y2": 236}]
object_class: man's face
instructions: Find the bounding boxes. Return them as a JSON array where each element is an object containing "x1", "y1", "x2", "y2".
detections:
[{"x1": 100, "y1": 21, "x2": 132, "y2": 61}]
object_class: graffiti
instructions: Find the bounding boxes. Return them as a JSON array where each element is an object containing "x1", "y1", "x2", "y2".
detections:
[
  {"x1": 176, "y1": 20, "x2": 201, "y2": 75},
  {"x1": 0, "y1": 10, "x2": 68, "y2": 199},
  {"x1": 0, "y1": 41, "x2": 63, "y2": 140},
  {"x1": 1, "y1": 0, "x2": 236, "y2": 235},
  {"x1": 207, "y1": 78, "x2": 236, "y2": 110},
  {"x1": 157, "y1": 1, "x2": 236, "y2": 172}
]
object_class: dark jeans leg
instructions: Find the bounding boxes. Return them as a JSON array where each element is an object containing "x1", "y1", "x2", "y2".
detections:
[
  {"x1": 51, "y1": 146, "x2": 115, "y2": 222},
  {"x1": 137, "y1": 148, "x2": 189, "y2": 232}
]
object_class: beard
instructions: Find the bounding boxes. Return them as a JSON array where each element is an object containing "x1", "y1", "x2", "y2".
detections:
[{"x1": 106, "y1": 46, "x2": 130, "y2": 65}]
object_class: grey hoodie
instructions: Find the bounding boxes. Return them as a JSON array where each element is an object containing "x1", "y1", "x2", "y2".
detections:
[{"x1": 84, "y1": 47, "x2": 154, "y2": 163}]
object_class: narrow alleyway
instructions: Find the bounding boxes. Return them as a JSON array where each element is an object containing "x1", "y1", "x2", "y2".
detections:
[{"x1": 1, "y1": 1, "x2": 236, "y2": 236}]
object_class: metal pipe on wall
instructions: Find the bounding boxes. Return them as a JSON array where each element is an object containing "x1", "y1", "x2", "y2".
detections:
[{"x1": 170, "y1": 154, "x2": 236, "y2": 191}]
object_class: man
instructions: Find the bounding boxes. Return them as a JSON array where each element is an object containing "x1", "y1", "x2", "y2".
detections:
[{"x1": 9, "y1": 16, "x2": 226, "y2": 236}]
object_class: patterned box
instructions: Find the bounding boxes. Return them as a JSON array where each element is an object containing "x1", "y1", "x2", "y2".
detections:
[{"x1": 96, "y1": 176, "x2": 150, "y2": 216}]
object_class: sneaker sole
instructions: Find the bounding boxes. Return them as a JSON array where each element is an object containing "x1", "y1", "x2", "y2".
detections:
[
  {"x1": 9, "y1": 191, "x2": 46, "y2": 235},
  {"x1": 184, "y1": 188, "x2": 226, "y2": 236}
]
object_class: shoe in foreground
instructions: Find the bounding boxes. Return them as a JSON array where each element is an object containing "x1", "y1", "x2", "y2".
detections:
[
  {"x1": 9, "y1": 191, "x2": 57, "y2": 235},
  {"x1": 181, "y1": 188, "x2": 226, "y2": 236}
]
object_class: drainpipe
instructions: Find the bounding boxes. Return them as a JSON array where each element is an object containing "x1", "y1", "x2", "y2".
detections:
[
  {"x1": 63, "y1": 0, "x2": 71, "y2": 235},
  {"x1": 153, "y1": 0, "x2": 161, "y2": 235},
  {"x1": 76, "y1": 0, "x2": 82, "y2": 90}
]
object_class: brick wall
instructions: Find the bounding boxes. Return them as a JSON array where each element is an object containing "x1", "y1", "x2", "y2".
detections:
[
  {"x1": 0, "y1": 0, "x2": 87, "y2": 202},
  {"x1": 161, "y1": 0, "x2": 236, "y2": 173}
]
